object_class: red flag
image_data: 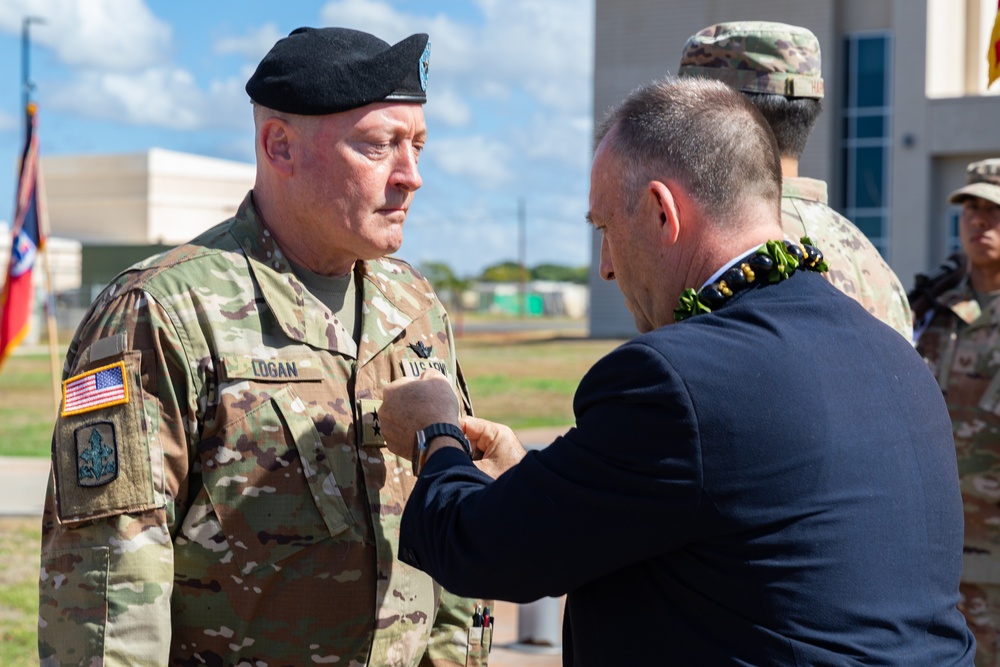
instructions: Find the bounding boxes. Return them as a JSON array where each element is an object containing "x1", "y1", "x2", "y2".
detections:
[{"x1": 0, "y1": 103, "x2": 44, "y2": 369}]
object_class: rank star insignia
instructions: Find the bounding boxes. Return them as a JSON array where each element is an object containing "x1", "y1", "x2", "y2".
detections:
[
  {"x1": 409, "y1": 341, "x2": 433, "y2": 358},
  {"x1": 372, "y1": 407, "x2": 382, "y2": 437}
]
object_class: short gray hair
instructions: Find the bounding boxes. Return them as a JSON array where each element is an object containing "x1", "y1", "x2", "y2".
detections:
[{"x1": 595, "y1": 77, "x2": 782, "y2": 224}]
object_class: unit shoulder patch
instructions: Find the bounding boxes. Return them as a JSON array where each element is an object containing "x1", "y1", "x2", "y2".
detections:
[{"x1": 75, "y1": 421, "x2": 118, "y2": 487}]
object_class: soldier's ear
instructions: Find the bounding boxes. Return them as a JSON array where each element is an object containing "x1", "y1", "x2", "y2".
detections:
[{"x1": 259, "y1": 118, "x2": 294, "y2": 176}]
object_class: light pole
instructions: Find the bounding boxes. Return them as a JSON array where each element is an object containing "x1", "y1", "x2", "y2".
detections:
[{"x1": 518, "y1": 196, "x2": 526, "y2": 317}]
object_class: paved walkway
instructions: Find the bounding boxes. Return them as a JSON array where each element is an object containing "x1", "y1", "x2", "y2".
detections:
[{"x1": 0, "y1": 455, "x2": 49, "y2": 516}]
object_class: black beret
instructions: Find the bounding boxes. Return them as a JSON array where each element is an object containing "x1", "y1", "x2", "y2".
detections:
[{"x1": 245, "y1": 27, "x2": 430, "y2": 115}]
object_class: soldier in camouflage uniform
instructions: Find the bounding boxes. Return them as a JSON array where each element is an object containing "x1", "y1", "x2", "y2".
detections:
[
  {"x1": 38, "y1": 27, "x2": 485, "y2": 667},
  {"x1": 916, "y1": 159, "x2": 1000, "y2": 667},
  {"x1": 679, "y1": 21, "x2": 913, "y2": 340}
]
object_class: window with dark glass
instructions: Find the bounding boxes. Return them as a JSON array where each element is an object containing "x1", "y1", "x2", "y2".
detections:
[{"x1": 841, "y1": 33, "x2": 892, "y2": 257}]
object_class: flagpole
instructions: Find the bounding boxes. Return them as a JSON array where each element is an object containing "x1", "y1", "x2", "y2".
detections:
[
  {"x1": 37, "y1": 160, "x2": 60, "y2": 411},
  {"x1": 22, "y1": 16, "x2": 60, "y2": 410},
  {"x1": 22, "y1": 18, "x2": 43, "y2": 142}
]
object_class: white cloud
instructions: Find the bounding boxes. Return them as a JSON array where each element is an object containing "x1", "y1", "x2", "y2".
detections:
[
  {"x1": 319, "y1": 0, "x2": 593, "y2": 115},
  {"x1": 427, "y1": 135, "x2": 513, "y2": 184},
  {"x1": 516, "y1": 112, "x2": 593, "y2": 170},
  {"x1": 471, "y1": 0, "x2": 593, "y2": 115},
  {"x1": 0, "y1": 111, "x2": 17, "y2": 132},
  {"x1": 425, "y1": 86, "x2": 472, "y2": 127},
  {"x1": 320, "y1": 0, "x2": 425, "y2": 43},
  {"x1": 214, "y1": 22, "x2": 284, "y2": 60},
  {"x1": 46, "y1": 68, "x2": 252, "y2": 132},
  {"x1": 0, "y1": 0, "x2": 171, "y2": 71}
]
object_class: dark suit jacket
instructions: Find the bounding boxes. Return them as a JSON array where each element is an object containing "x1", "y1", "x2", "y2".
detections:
[{"x1": 399, "y1": 271, "x2": 975, "y2": 666}]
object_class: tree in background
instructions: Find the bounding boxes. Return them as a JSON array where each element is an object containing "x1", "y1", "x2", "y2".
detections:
[
  {"x1": 531, "y1": 263, "x2": 588, "y2": 284},
  {"x1": 478, "y1": 261, "x2": 588, "y2": 284},
  {"x1": 479, "y1": 261, "x2": 530, "y2": 283},
  {"x1": 417, "y1": 261, "x2": 469, "y2": 312}
]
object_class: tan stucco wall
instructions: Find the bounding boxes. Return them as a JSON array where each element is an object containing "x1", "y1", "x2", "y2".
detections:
[{"x1": 42, "y1": 148, "x2": 255, "y2": 246}]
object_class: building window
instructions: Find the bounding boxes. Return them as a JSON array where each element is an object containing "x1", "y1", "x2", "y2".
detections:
[{"x1": 841, "y1": 32, "x2": 892, "y2": 257}]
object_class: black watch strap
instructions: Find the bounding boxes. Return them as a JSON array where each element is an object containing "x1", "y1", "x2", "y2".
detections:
[{"x1": 413, "y1": 422, "x2": 472, "y2": 476}]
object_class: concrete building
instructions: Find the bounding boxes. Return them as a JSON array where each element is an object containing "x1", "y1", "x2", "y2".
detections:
[
  {"x1": 42, "y1": 148, "x2": 255, "y2": 246},
  {"x1": 475, "y1": 281, "x2": 590, "y2": 318},
  {"x1": 42, "y1": 148, "x2": 255, "y2": 294},
  {"x1": 589, "y1": 0, "x2": 1000, "y2": 337}
]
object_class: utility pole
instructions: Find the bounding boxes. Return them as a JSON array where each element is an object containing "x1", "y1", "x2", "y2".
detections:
[{"x1": 518, "y1": 196, "x2": 526, "y2": 317}]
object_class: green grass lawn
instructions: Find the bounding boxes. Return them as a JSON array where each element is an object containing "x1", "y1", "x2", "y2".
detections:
[
  {"x1": 0, "y1": 518, "x2": 42, "y2": 667},
  {"x1": 0, "y1": 351, "x2": 62, "y2": 457}
]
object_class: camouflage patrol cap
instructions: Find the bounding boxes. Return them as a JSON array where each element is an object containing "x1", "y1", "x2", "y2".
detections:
[
  {"x1": 948, "y1": 159, "x2": 1000, "y2": 206},
  {"x1": 678, "y1": 21, "x2": 824, "y2": 99}
]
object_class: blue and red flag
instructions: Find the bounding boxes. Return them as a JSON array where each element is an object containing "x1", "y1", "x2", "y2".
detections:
[{"x1": 0, "y1": 102, "x2": 44, "y2": 369}]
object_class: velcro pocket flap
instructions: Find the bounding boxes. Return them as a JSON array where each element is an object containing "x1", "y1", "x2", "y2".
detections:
[{"x1": 272, "y1": 387, "x2": 355, "y2": 537}]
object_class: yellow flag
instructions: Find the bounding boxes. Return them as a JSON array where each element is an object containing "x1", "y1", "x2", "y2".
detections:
[{"x1": 990, "y1": 5, "x2": 1000, "y2": 88}]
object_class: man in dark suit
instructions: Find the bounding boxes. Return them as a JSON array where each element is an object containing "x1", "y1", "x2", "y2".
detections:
[{"x1": 378, "y1": 77, "x2": 975, "y2": 666}]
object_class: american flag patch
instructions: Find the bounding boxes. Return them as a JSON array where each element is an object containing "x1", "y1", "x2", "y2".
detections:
[{"x1": 62, "y1": 361, "x2": 130, "y2": 417}]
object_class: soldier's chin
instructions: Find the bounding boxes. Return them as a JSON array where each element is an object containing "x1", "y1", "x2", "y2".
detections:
[{"x1": 367, "y1": 236, "x2": 404, "y2": 260}]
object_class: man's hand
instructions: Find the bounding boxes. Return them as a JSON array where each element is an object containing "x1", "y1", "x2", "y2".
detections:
[
  {"x1": 379, "y1": 370, "x2": 461, "y2": 462},
  {"x1": 462, "y1": 417, "x2": 526, "y2": 479}
]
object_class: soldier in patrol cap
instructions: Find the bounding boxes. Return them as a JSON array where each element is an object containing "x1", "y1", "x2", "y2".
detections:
[
  {"x1": 915, "y1": 158, "x2": 1000, "y2": 667},
  {"x1": 679, "y1": 21, "x2": 913, "y2": 340},
  {"x1": 38, "y1": 26, "x2": 487, "y2": 666}
]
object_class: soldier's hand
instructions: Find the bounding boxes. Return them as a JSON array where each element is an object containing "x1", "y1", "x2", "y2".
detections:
[
  {"x1": 461, "y1": 416, "x2": 526, "y2": 479},
  {"x1": 379, "y1": 370, "x2": 461, "y2": 462}
]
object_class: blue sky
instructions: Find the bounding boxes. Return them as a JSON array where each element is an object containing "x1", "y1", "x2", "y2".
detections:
[{"x1": 0, "y1": 0, "x2": 595, "y2": 277}]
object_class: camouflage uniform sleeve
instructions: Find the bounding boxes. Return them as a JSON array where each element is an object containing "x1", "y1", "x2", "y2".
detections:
[
  {"x1": 886, "y1": 280, "x2": 914, "y2": 342},
  {"x1": 780, "y1": 193, "x2": 914, "y2": 341},
  {"x1": 39, "y1": 285, "x2": 195, "y2": 666}
]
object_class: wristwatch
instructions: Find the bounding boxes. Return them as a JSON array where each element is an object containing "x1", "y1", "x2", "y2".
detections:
[{"x1": 413, "y1": 422, "x2": 472, "y2": 476}]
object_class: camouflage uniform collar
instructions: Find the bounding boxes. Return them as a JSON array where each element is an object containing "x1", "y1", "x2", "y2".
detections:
[
  {"x1": 355, "y1": 256, "x2": 436, "y2": 366},
  {"x1": 781, "y1": 176, "x2": 828, "y2": 205},
  {"x1": 935, "y1": 277, "x2": 986, "y2": 327},
  {"x1": 228, "y1": 193, "x2": 432, "y2": 362}
]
